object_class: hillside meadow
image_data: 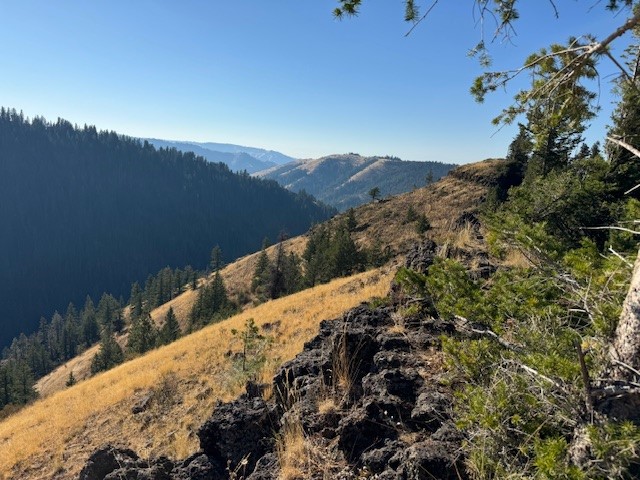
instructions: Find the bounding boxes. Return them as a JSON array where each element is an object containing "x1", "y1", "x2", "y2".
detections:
[{"x1": 0, "y1": 268, "x2": 392, "y2": 480}]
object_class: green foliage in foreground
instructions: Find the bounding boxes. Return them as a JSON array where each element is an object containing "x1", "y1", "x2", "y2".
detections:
[{"x1": 423, "y1": 243, "x2": 635, "y2": 478}]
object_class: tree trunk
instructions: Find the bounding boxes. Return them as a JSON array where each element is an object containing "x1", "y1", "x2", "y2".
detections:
[
  {"x1": 610, "y1": 248, "x2": 640, "y2": 378},
  {"x1": 601, "y1": 248, "x2": 640, "y2": 421}
]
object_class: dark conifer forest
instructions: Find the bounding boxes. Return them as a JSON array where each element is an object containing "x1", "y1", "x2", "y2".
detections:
[{"x1": 0, "y1": 108, "x2": 334, "y2": 349}]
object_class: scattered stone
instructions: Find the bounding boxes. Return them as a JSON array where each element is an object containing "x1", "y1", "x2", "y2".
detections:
[
  {"x1": 131, "y1": 393, "x2": 153, "y2": 414},
  {"x1": 79, "y1": 445, "x2": 141, "y2": 480}
]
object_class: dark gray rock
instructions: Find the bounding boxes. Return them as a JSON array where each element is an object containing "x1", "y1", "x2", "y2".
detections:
[
  {"x1": 360, "y1": 439, "x2": 403, "y2": 473},
  {"x1": 245, "y1": 452, "x2": 279, "y2": 480},
  {"x1": 79, "y1": 445, "x2": 141, "y2": 480},
  {"x1": 81, "y1": 241, "x2": 474, "y2": 479},
  {"x1": 132, "y1": 393, "x2": 153, "y2": 414},
  {"x1": 197, "y1": 396, "x2": 277, "y2": 474},
  {"x1": 404, "y1": 240, "x2": 438, "y2": 274},
  {"x1": 397, "y1": 440, "x2": 462, "y2": 479},
  {"x1": 337, "y1": 406, "x2": 397, "y2": 462},
  {"x1": 171, "y1": 453, "x2": 222, "y2": 480},
  {"x1": 410, "y1": 391, "x2": 450, "y2": 432}
]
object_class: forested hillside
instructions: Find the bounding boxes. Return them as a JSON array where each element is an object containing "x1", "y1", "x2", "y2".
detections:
[{"x1": 0, "y1": 109, "x2": 333, "y2": 349}]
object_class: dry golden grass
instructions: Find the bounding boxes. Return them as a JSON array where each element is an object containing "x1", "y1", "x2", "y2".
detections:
[
  {"x1": 275, "y1": 411, "x2": 344, "y2": 480},
  {"x1": 13, "y1": 158, "x2": 502, "y2": 479},
  {"x1": 0, "y1": 268, "x2": 392, "y2": 480},
  {"x1": 276, "y1": 418, "x2": 308, "y2": 480},
  {"x1": 502, "y1": 247, "x2": 533, "y2": 269},
  {"x1": 342, "y1": 162, "x2": 491, "y2": 260}
]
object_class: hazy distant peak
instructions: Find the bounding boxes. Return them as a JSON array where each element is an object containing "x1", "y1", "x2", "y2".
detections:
[{"x1": 144, "y1": 138, "x2": 295, "y2": 173}]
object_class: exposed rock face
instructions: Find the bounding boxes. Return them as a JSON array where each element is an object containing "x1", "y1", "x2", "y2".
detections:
[
  {"x1": 404, "y1": 239, "x2": 437, "y2": 274},
  {"x1": 79, "y1": 445, "x2": 223, "y2": 480},
  {"x1": 197, "y1": 396, "x2": 278, "y2": 474},
  {"x1": 81, "y1": 242, "x2": 467, "y2": 479}
]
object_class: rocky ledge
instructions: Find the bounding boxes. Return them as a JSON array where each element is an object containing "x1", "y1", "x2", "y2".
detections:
[{"x1": 80, "y1": 242, "x2": 468, "y2": 479}]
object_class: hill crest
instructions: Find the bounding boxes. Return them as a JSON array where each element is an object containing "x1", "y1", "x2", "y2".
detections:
[{"x1": 255, "y1": 153, "x2": 457, "y2": 211}]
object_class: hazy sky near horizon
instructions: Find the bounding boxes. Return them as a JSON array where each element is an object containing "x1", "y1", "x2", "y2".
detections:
[{"x1": 0, "y1": 1, "x2": 632, "y2": 163}]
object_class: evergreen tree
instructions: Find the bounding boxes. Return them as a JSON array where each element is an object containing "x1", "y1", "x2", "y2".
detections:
[
  {"x1": 330, "y1": 224, "x2": 362, "y2": 277},
  {"x1": 0, "y1": 365, "x2": 11, "y2": 408},
  {"x1": 127, "y1": 313, "x2": 157, "y2": 355},
  {"x1": 366, "y1": 239, "x2": 389, "y2": 268},
  {"x1": 282, "y1": 252, "x2": 303, "y2": 295},
  {"x1": 63, "y1": 302, "x2": 80, "y2": 359},
  {"x1": 368, "y1": 186, "x2": 381, "y2": 202},
  {"x1": 129, "y1": 282, "x2": 143, "y2": 318},
  {"x1": 210, "y1": 245, "x2": 223, "y2": 272},
  {"x1": 158, "y1": 307, "x2": 181, "y2": 346},
  {"x1": 426, "y1": 170, "x2": 434, "y2": 185},
  {"x1": 97, "y1": 293, "x2": 123, "y2": 333},
  {"x1": 268, "y1": 239, "x2": 287, "y2": 300},
  {"x1": 81, "y1": 296, "x2": 99, "y2": 347},
  {"x1": 188, "y1": 271, "x2": 234, "y2": 330},
  {"x1": 607, "y1": 40, "x2": 640, "y2": 198},
  {"x1": 303, "y1": 224, "x2": 333, "y2": 286},
  {"x1": 251, "y1": 245, "x2": 271, "y2": 299},
  {"x1": 346, "y1": 208, "x2": 358, "y2": 231},
  {"x1": 183, "y1": 266, "x2": 196, "y2": 290},
  {"x1": 10, "y1": 361, "x2": 37, "y2": 405},
  {"x1": 91, "y1": 330, "x2": 124, "y2": 374},
  {"x1": 416, "y1": 214, "x2": 431, "y2": 235}
]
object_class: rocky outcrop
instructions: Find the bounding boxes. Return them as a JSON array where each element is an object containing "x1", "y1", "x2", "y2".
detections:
[{"x1": 81, "y1": 241, "x2": 467, "y2": 479}]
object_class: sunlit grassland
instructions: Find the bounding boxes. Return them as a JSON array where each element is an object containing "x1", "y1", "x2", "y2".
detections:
[{"x1": 0, "y1": 267, "x2": 392, "y2": 480}]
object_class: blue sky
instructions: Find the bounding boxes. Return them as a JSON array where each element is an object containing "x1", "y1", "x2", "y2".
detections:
[{"x1": 0, "y1": 1, "x2": 633, "y2": 163}]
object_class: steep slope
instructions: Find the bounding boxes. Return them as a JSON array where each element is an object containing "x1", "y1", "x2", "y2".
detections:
[
  {"x1": 256, "y1": 153, "x2": 456, "y2": 210},
  {"x1": 0, "y1": 269, "x2": 393, "y2": 480},
  {"x1": 0, "y1": 110, "x2": 333, "y2": 349},
  {"x1": 1, "y1": 158, "x2": 504, "y2": 479},
  {"x1": 33, "y1": 159, "x2": 499, "y2": 399},
  {"x1": 145, "y1": 138, "x2": 277, "y2": 173}
]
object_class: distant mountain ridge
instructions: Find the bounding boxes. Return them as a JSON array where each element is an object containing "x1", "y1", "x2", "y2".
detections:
[
  {"x1": 146, "y1": 139, "x2": 296, "y2": 173},
  {"x1": 255, "y1": 153, "x2": 457, "y2": 211}
]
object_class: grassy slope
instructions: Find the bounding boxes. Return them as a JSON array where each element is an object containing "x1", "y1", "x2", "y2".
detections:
[
  {"x1": 5, "y1": 159, "x2": 498, "y2": 479},
  {"x1": 1, "y1": 269, "x2": 393, "y2": 480}
]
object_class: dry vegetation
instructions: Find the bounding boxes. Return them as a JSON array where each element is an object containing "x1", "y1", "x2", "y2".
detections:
[
  {"x1": 343, "y1": 159, "x2": 493, "y2": 256},
  {"x1": 0, "y1": 268, "x2": 393, "y2": 480},
  {"x1": 36, "y1": 160, "x2": 494, "y2": 399},
  {"x1": 13, "y1": 159, "x2": 504, "y2": 479}
]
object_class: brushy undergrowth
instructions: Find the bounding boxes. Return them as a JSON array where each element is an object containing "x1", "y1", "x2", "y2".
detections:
[{"x1": 416, "y1": 236, "x2": 637, "y2": 478}]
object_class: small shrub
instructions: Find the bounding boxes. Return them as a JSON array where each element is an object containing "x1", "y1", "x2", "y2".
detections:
[{"x1": 416, "y1": 214, "x2": 431, "y2": 234}]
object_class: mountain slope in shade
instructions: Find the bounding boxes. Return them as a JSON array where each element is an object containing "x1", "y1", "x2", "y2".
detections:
[
  {"x1": 0, "y1": 110, "x2": 333, "y2": 349},
  {"x1": 145, "y1": 139, "x2": 295, "y2": 173},
  {"x1": 255, "y1": 153, "x2": 457, "y2": 211}
]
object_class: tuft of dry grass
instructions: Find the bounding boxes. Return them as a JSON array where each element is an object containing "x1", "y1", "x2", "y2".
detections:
[
  {"x1": 0, "y1": 268, "x2": 392, "y2": 480},
  {"x1": 276, "y1": 417, "x2": 309, "y2": 480},
  {"x1": 502, "y1": 248, "x2": 533, "y2": 269},
  {"x1": 275, "y1": 411, "x2": 345, "y2": 480}
]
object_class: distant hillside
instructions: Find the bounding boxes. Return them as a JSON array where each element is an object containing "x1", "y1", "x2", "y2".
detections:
[
  {"x1": 0, "y1": 109, "x2": 333, "y2": 349},
  {"x1": 145, "y1": 139, "x2": 295, "y2": 173},
  {"x1": 255, "y1": 153, "x2": 456, "y2": 210},
  {"x1": 193, "y1": 141, "x2": 295, "y2": 165}
]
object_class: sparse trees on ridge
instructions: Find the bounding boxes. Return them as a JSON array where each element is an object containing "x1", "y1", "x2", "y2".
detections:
[{"x1": 368, "y1": 186, "x2": 380, "y2": 202}]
